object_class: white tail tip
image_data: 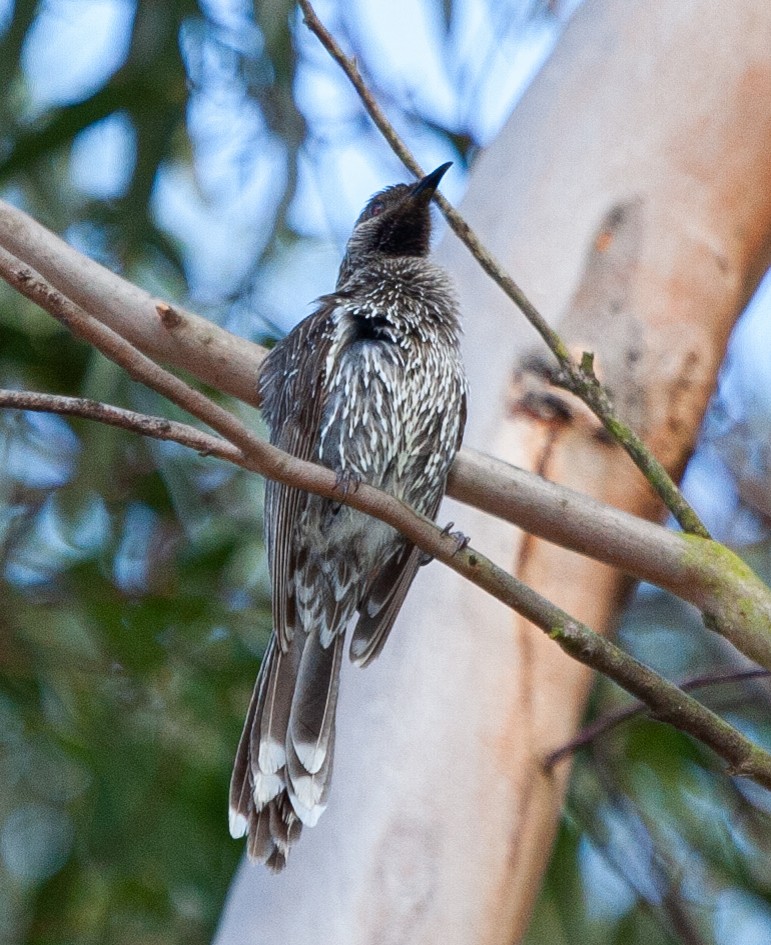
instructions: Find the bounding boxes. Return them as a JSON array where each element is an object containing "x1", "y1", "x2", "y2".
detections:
[
  {"x1": 258, "y1": 740, "x2": 286, "y2": 774},
  {"x1": 288, "y1": 777, "x2": 326, "y2": 826},
  {"x1": 293, "y1": 738, "x2": 326, "y2": 775},
  {"x1": 253, "y1": 769, "x2": 284, "y2": 808},
  {"x1": 228, "y1": 808, "x2": 248, "y2": 839}
]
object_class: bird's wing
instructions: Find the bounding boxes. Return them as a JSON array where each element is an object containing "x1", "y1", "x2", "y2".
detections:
[
  {"x1": 348, "y1": 542, "x2": 424, "y2": 666},
  {"x1": 349, "y1": 482, "x2": 447, "y2": 667},
  {"x1": 349, "y1": 379, "x2": 466, "y2": 667},
  {"x1": 260, "y1": 300, "x2": 337, "y2": 653},
  {"x1": 229, "y1": 302, "x2": 339, "y2": 869}
]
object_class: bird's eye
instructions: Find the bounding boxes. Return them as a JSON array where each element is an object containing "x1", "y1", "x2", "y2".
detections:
[{"x1": 369, "y1": 199, "x2": 385, "y2": 217}]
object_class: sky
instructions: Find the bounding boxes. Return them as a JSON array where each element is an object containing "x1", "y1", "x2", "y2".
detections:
[{"x1": 12, "y1": 0, "x2": 561, "y2": 308}]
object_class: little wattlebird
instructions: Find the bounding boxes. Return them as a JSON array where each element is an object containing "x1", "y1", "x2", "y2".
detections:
[{"x1": 228, "y1": 162, "x2": 467, "y2": 870}]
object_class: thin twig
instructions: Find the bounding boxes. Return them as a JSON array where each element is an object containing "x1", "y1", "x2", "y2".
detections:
[
  {"x1": 0, "y1": 389, "x2": 243, "y2": 464},
  {"x1": 297, "y1": 0, "x2": 709, "y2": 539},
  {"x1": 544, "y1": 667, "x2": 771, "y2": 768}
]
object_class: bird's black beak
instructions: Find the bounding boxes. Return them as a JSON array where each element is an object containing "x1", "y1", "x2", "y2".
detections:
[{"x1": 412, "y1": 162, "x2": 452, "y2": 200}]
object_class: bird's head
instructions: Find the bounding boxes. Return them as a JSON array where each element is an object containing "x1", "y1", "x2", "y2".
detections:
[{"x1": 338, "y1": 163, "x2": 451, "y2": 280}]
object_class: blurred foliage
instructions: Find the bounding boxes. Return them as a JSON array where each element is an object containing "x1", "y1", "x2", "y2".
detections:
[
  {"x1": 0, "y1": 1, "x2": 770, "y2": 945},
  {"x1": 0, "y1": 370, "x2": 273, "y2": 944}
]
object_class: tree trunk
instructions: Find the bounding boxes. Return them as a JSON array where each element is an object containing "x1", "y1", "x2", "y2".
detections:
[{"x1": 214, "y1": 1, "x2": 771, "y2": 941}]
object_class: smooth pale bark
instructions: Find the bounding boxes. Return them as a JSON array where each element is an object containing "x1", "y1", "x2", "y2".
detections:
[{"x1": 215, "y1": 2, "x2": 771, "y2": 942}]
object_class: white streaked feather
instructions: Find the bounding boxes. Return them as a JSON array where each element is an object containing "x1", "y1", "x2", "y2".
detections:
[
  {"x1": 253, "y1": 769, "x2": 284, "y2": 808},
  {"x1": 258, "y1": 739, "x2": 286, "y2": 774},
  {"x1": 288, "y1": 780, "x2": 327, "y2": 827}
]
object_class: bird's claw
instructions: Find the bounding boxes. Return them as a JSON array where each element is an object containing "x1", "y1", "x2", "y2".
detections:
[
  {"x1": 440, "y1": 521, "x2": 470, "y2": 556},
  {"x1": 333, "y1": 470, "x2": 362, "y2": 497},
  {"x1": 420, "y1": 523, "x2": 470, "y2": 567}
]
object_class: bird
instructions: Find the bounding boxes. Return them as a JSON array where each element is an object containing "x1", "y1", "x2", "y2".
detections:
[{"x1": 228, "y1": 162, "x2": 467, "y2": 871}]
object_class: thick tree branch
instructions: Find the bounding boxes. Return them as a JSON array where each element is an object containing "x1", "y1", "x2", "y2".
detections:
[
  {"x1": 1, "y1": 216, "x2": 770, "y2": 668},
  {"x1": 297, "y1": 0, "x2": 708, "y2": 538},
  {"x1": 0, "y1": 199, "x2": 265, "y2": 406}
]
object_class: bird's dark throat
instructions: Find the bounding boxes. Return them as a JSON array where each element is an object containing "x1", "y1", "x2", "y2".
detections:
[
  {"x1": 351, "y1": 313, "x2": 394, "y2": 342},
  {"x1": 374, "y1": 212, "x2": 431, "y2": 259}
]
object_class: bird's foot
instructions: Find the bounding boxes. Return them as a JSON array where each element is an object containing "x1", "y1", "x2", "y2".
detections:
[
  {"x1": 440, "y1": 521, "x2": 470, "y2": 556},
  {"x1": 333, "y1": 469, "x2": 362, "y2": 497},
  {"x1": 420, "y1": 522, "x2": 470, "y2": 567}
]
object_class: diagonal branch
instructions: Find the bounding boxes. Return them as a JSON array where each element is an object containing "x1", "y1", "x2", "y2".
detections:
[
  {"x1": 544, "y1": 667, "x2": 771, "y2": 768},
  {"x1": 2, "y1": 218, "x2": 770, "y2": 669},
  {"x1": 1, "y1": 383, "x2": 771, "y2": 789},
  {"x1": 297, "y1": 0, "x2": 708, "y2": 539},
  {"x1": 4, "y1": 382, "x2": 770, "y2": 672}
]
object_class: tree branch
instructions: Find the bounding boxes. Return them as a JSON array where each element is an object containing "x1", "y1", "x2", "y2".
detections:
[
  {"x1": 2, "y1": 374, "x2": 771, "y2": 790},
  {"x1": 0, "y1": 198, "x2": 265, "y2": 406},
  {"x1": 1, "y1": 216, "x2": 770, "y2": 668},
  {"x1": 544, "y1": 667, "x2": 771, "y2": 768},
  {"x1": 297, "y1": 0, "x2": 708, "y2": 538}
]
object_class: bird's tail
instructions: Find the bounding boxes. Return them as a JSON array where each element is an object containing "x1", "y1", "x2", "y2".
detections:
[{"x1": 228, "y1": 626, "x2": 344, "y2": 871}]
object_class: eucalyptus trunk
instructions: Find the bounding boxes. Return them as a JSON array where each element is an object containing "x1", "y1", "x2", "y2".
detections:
[{"x1": 214, "y1": 1, "x2": 771, "y2": 941}]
